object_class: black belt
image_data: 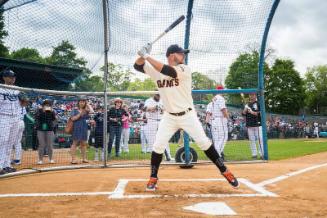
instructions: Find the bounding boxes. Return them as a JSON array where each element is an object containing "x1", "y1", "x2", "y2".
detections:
[{"x1": 169, "y1": 108, "x2": 192, "y2": 116}]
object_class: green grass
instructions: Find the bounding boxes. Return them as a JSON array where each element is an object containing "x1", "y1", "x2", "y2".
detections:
[{"x1": 85, "y1": 138, "x2": 327, "y2": 161}]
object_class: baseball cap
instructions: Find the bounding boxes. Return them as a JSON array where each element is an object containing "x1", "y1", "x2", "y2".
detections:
[
  {"x1": 166, "y1": 44, "x2": 190, "y2": 57},
  {"x1": 2, "y1": 69, "x2": 16, "y2": 77}
]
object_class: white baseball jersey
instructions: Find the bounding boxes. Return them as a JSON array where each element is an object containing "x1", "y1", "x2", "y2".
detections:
[
  {"x1": 0, "y1": 88, "x2": 21, "y2": 118},
  {"x1": 19, "y1": 106, "x2": 27, "y2": 120},
  {"x1": 143, "y1": 63, "x2": 193, "y2": 113},
  {"x1": 206, "y1": 102, "x2": 213, "y2": 113},
  {"x1": 210, "y1": 95, "x2": 226, "y2": 117},
  {"x1": 144, "y1": 97, "x2": 163, "y2": 121}
]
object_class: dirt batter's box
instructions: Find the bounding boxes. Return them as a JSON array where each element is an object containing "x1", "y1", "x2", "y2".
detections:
[{"x1": 109, "y1": 178, "x2": 277, "y2": 199}]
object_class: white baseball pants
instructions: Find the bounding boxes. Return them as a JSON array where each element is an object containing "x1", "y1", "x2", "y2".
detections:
[
  {"x1": 145, "y1": 119, "x2": 172, "y2": 156},
  {"x1": 247, "y1": 126, "x2": 264, "y2": 157},
  {"x1": 13, "y1": 120, "x2": 25, "y2": 161},
  {"x1": 153, "y1": 111, "x2": 212, "y2": 154},
  {"x1": 211, "y1": 117, "x2": 228, "y2": 155},
  {"x1": 0, "y1": 117, "x2": 20, "y2": 169},
  {"x1": 140, "y1": 126, "x2": 148, "y2": 153}
]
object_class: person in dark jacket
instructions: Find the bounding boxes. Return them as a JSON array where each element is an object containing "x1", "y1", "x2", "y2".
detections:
[
  {"x1": 107, "y1": 98, "x2": 127, "y2": 158},
  {"x1": 35, "y1": 99, "x2": 57, "y2": 164}
]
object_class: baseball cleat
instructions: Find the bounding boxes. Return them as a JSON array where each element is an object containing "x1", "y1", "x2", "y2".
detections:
[
  {"x1": 146, "y1": 177, "x2": 158, "y2": 191},
  {"x1": 222, "y1": 169, "x2": 239, "y2": 188}
]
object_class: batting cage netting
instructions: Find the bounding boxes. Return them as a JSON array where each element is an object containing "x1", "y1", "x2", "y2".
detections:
[{"x1": 0, "y1": 0, "x2": 281, "y2": 173}]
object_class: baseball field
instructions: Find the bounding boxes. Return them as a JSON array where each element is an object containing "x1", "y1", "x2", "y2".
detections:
[{"x1": 0, "y1": 138, "x2": 326, "y2": 217}]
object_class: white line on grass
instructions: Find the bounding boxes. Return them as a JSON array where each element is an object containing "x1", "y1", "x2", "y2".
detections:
[{"x1": 257, "y1": 163, "x2": 327, "y2": 187}]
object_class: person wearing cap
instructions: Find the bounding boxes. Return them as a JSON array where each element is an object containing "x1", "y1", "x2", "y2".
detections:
[
  {"x1": 0, "y1": 70, "x2": 29, "y2": 174},
  {"x1": 206, "y1": 85, "x2": 229, "y2": 161},
  {"x1": 70, "y1": 96, "x2": 94, "y2": 164},
  {"x1": 134, "y1": 44, "x2": 239, "y2": 191},
  {"x1": 107, "y1": 97, "x2": 127, "y2": 158},
  {"x1": 242, "y1": 93, "x2": 263, "y2": 159},
  {"x1": 34, "y1": 99, "x2": 57, "y2": 164}
]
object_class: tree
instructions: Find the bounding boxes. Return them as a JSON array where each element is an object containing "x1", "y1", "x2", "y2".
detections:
[
  {"x1": 0, "y1": 8, "x2": 9, "y2": 57},
  {"x1": 128, "y1": 78, "x2": 156, "y2": 91},
  {"x1": 225, "y1": 51, "x2": 270, "y2": 89},
  {"x1": 192, "y1": 72, "x2": 217, "y2": 90},
  {"x1": 10, "y1": 47, "x2": 44, "y2": 63},
  {"x1": 225, "y1": 51, "x2": 270, "y2": 105},
  {"x1": 304, "y1": 65, "x2": 327, "y2": 115},
  {"x1": 46, "y1": 40, "x2": 87, "y2": 68},
  {"x1": 101, "y1": 62, "x2": 133, "y2": 91},
  {"x1": 265, "y1": 59, "x2": 305, "y2": 115},
  {"x1": 191, "y1": 72, "x2": 217, "y2": 102},
  {"x1": 73, "y1": 75, "x2": 104, "y2": 92}
]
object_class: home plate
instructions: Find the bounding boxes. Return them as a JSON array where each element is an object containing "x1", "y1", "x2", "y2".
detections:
[{"x1": 183, "y1": 202, "x2": 237, "y2": 215}]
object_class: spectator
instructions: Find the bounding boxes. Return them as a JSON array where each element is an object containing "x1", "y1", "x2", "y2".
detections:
[
  {"x1": 120, "y1": 104, "x2": 131, "y2": 153},
  {"x1": 70, "y1": 96, "x2": 94, "y2": 164},
  {"x1": 108, "y1": 98, "x2": 126, "y2": 158},
  {"x1": 35, "y1": 99, "x2": 57, "y2": 164},
  {"x1": 93, "y1": 106, "x2": 104, "y2": 161}
]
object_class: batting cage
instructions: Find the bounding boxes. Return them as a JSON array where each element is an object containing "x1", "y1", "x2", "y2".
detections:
[{"x1": 0, "y1": 0, "x2": 281, "y2": 174}]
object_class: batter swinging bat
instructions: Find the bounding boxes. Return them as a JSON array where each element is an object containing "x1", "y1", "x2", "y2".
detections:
[{"x1": 149, "y1": 15, "x2": 185, "y2": 45}]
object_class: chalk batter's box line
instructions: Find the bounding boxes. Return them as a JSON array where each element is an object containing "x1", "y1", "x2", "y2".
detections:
[{"x1": 109, "y1": 178, "x2": 278, "y2": 199}]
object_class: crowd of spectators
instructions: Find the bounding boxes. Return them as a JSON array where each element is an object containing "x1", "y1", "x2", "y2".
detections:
[{"x1": 24, "y1": 96, "x2": 327, "y2": 152}]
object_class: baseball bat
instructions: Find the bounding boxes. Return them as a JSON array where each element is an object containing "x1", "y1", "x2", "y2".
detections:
[
  {"x1": 238, "y1": 87, "x2": 246, "y2": 106},
  {"x1": 149, "y1": 15, "x2": 185, "y2": 45}
]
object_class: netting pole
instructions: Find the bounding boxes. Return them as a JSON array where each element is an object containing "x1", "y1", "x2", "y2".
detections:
[
  {"x1": 183, "y1": 0, "x2": 194, "y2": 165},
  {"x1": 258, "y1": 0, "x2": 280, "y2": 160},
  {"x1": 102, "y1": 0, "x2": 109, "y2": 167}
]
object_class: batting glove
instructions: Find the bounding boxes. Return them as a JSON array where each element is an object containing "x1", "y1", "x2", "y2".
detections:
[{"x1": 137, "y1": 46, "x2": 150, "y2": 59}]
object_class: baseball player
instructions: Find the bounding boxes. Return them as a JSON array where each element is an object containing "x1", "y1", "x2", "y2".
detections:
[
  {"x1": 0, "y1": 70, "x2": 22, "y2": 174},
  {"x1": 144, "y1": 94, "x2": 172, "y2": 161},
  {"x1": 206, "y1": 85, "x2": 229, "y2": 160},
  {"x1": 134, "y1": 44, "x2": 239, "y2": 191},
  {"x1": 242, "y1": 93, "x2": 263, "y2": 159},
  {"x1": 136, "y1": 104, "x2": 149, "y2": 153},
  {"x1": 12, "y1": 100, "x2": 27, "y2": 165},
  {"x1": 313, "y1": 122, "x2": 319, "y2": 138}
]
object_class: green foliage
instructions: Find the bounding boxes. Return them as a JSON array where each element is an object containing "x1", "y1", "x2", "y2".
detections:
[
  {"x1": 265, "y1": 59, "x2": 305, "y2": 115},
  {"x1": 226, "y1": 51, "x2": 265, "y2": 89},
  {"x1": 192, "y1": 72, "x2": 217, "y2": 102},
  {"x1": 0, "y1": 8, "x2": 9, "y2": 57},
  {"x1": 192, "y1": 72, "x2": 217, "y2": 90},
  {"x1": 73, "y1": 75, "x2": 104, "y2": 92},
  {"x1": 304, "y1": 65, "x2": 327, "y2": 115},
  {"x1": 46, "y1": 40, "x2": 87, "y2": 68},
  {"x1": 10, "y1": 47, "x2": 45, "y2": 63},
  {"x1": 101, "y1": 63, "x2": 133, "y2": 91},
  {"x1": 128, "y1": 78, "x2": 156, "y2": 91},
  {"x1": 225, "y1": 51, "x2": 269, "y2": 105}
]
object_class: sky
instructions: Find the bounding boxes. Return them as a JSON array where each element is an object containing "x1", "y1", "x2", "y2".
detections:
[
  {"x1": 269, "y1": 0, "x2": 327, "y2": 75},
  {"x1": 3, "y1": 0, "x2": 327, "y2": 80}
]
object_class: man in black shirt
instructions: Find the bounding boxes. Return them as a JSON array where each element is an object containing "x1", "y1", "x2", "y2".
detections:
[
  {"x1": 108, "y1": 98, "x2": 127, "y2": 157},
  {"x1": 242, "y1": 93, "x2": 263, "y2": 159}
]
